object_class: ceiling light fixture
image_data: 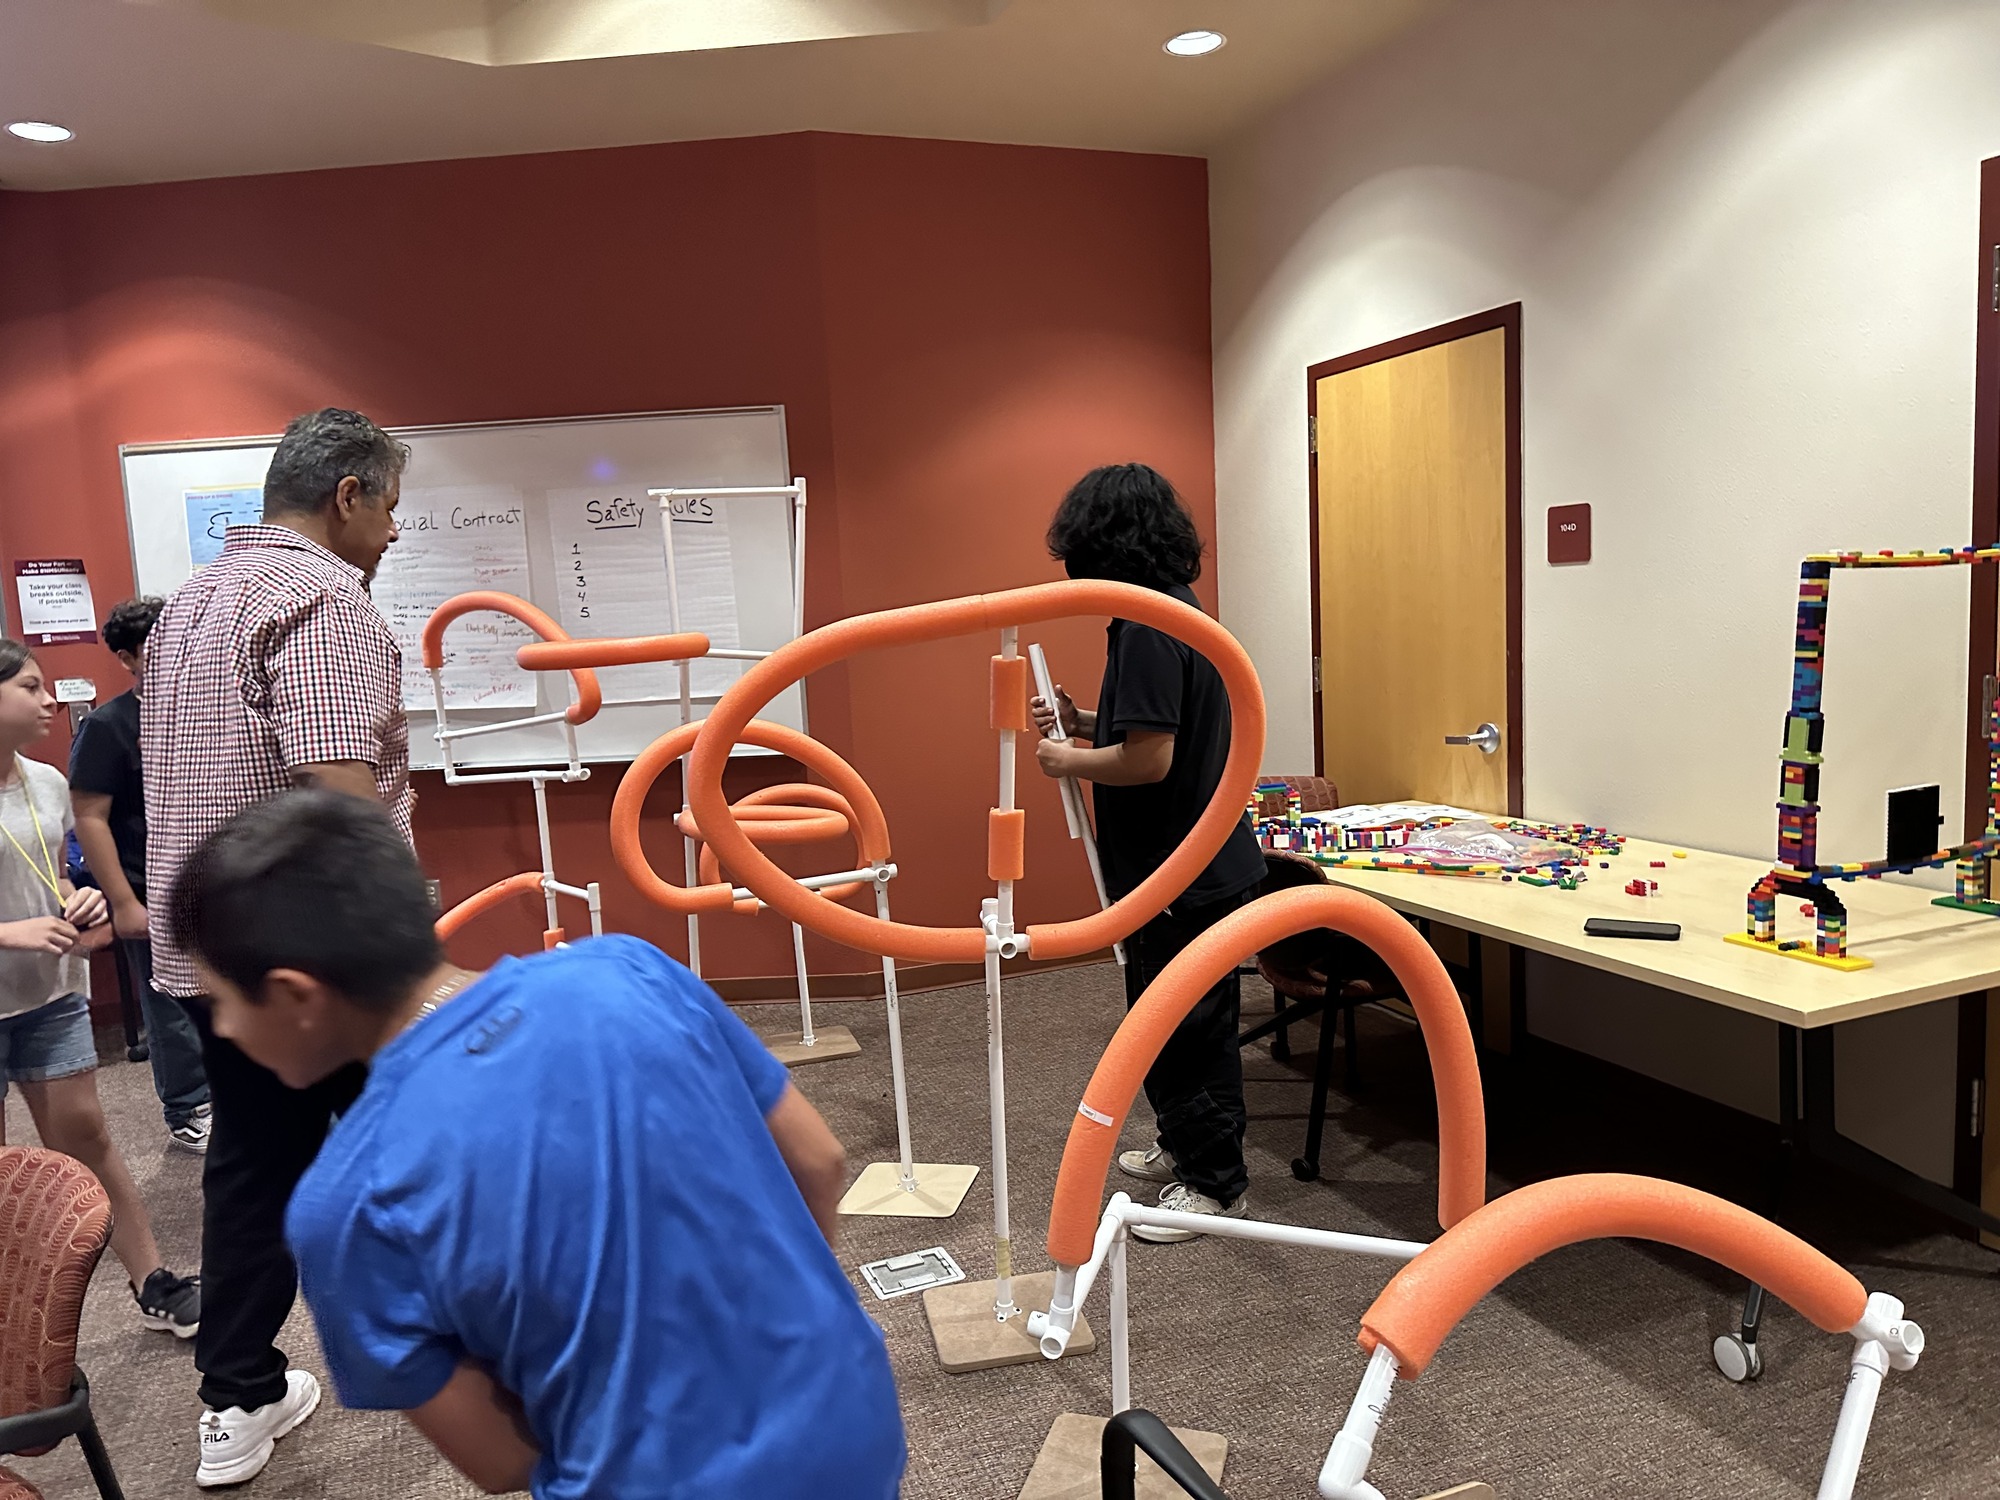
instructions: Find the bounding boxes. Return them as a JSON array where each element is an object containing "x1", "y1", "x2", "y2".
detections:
[
  {"x1": 1163, "y1": 30, "x2": 1225, "y2": 57},
  {"x1": 6, "y1": 121, "x2": 74, "y2": 143}
]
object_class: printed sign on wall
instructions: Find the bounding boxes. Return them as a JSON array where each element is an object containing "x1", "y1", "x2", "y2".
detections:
[{"x1": 14, "y1": 559, "x2": 98, "y2": 645}]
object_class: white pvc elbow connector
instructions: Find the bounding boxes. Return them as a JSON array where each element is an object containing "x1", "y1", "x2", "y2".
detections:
[{"x1": 1317, "y1": 1431, "x2": 1385, "y2": 1500}]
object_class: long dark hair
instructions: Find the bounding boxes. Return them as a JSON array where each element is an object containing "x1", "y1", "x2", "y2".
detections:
[
  {"x1": 0, "y1": 640, "x2": 31, "y2": 686},
  {"x1": 1045, "y1": 463, "x2": 1204, "y2": 590}
]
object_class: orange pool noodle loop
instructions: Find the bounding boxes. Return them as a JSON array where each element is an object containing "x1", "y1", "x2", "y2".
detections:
[
  {"x1": 420, "y1": 591, "x2": 602, "y2": 726},
  {"x1": 990, "y1": 655, "x2": 1031, "y2": 732},
  {"x1": 1044, "y1": 885, "x2": 1484, "y2": 1267},
  {"x1": 1357, "y1": 1173, "x2": 1868, "y2": 1379},
  {"x1": 988, "y1": 808, "x2": 1027, "y2": 882},
  {"x1": 612, "y1": 718, "x2": 892, "y2": 918},
  {"x1": 517, "y1": 633, "x2": 710, "y2": 671},
  {"x1": 693, "y1": 785, "x2": 870, "y2": 911},
  {"x1": 685, "y1": 580, "x2": 1265, "y2": 965}
]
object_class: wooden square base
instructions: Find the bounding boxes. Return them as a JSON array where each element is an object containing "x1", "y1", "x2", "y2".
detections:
[
  {"x1": 838, "y1": 1161, "x2": 979, "y2": 1218},
  {"x1": 922, "y1": 1271, "x2": 1094, "y2": 1373},
  {"x1": 1420, "y1": 1487, "x2": 1496, "y2": 1500},
  {"x1": 768, "y1": 1025, "x2": 861, "y2": 1066},
  {"x1": 1018, "y1": 1411, "x2": 1226, "y2": 1500}
]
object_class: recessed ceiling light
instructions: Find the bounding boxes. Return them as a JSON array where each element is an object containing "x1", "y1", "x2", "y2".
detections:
[
  {"x1": 6, "y1": 121, "x2": 74, "y2": 143},
  {"x1": 1163, "y1": 30, "x2": 1226, "y2": 57}
]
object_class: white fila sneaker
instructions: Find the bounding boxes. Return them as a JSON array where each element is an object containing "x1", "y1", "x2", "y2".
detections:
[{"x1": 196, "y1": 1369, "x2": 321, "y2": 1488}]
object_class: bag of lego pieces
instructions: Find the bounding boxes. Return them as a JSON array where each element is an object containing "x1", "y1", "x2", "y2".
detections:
[{"x1": 1388, "y1": 819, "x2": 1575, "y2": 868}]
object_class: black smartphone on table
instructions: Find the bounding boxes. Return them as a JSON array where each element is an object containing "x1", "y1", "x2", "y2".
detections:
[{"x1": 1583, "y1": 917, "x2": 1681, "y2": 941}]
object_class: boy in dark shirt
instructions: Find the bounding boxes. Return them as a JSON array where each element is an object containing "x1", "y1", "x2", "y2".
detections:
[
  {"x1": 69, "y1": 596, "x2": 211, "y2": 1150},
  {"x1": 1031, "y1": 463, "x2": 1265, "y2": 1240}
]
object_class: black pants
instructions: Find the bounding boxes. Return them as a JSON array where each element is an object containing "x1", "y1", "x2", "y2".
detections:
[
  {"x1": 186, "y1": 998, "x2": 366, "y2": 1413},
  {"x1": 1122, "y1": 887, "x2": 1256, "y2": 1205}
]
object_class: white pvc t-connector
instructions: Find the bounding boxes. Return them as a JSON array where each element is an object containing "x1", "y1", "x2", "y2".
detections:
[
  {"x1": 1318, "y1": 1343, "x2": 1397, "y2": 1500},
  {"x1": 1850, "y1": 1291, "x2": 1924, "y2": 1371}
]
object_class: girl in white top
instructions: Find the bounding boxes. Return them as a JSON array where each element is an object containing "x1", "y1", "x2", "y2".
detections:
[{"x1": 0, "y1": 639, "x2": 198, "y2": 1335}]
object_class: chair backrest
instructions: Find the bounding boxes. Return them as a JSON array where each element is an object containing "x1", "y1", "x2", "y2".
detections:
[
  {"x1": 0, "y1": 1148, "x2": 112, "y2": 1432},
  {"x1": 1256, "y1": 853, "x2": 1334, "y2": 985}
]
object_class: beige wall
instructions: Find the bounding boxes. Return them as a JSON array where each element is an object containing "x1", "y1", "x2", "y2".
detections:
[{"x1": 1211, "y1": 0, "x2": 2000, "y2": 1183}]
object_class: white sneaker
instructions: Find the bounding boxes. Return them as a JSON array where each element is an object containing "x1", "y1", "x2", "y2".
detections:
[
  {"x1": 196, "y1": 1369, "x2": 321, "y2": 1488},
  {"x1": 1117, "y1": 1143, "x2": 1178, "y2": 1184},
  {"x1": 1132, "y1": 1181, "x2": 1248, "y2": 1244},
  {"x1": 169, "y1": 1107, "x2": 212, "y2": 1155}
]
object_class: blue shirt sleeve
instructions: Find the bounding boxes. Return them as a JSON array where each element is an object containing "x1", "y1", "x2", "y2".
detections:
[
  {"x1": 288, "y1": 1182, "x2": 460, "y2": 1412},
  {"x1": 637, "y1": 944, "x2": 790, "y2": 1114}
]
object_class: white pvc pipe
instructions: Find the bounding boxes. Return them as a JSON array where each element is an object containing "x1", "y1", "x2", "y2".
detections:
[
  {"x1": 438, "y1": 708, "x2": 574, "y2": 742},
  {"x1": 983, "y1": 897, "x2": 1014, "y2": 1320},
  {"x1": 586, "y1": 881, "x2": 603, "y2": 938},
  {"x1": 683, "y1": 834, "x2": 704, "y2": 977},
  {"x1": 532, "y1": 779, "x2": 561, "y2": 935},
  {"x1": 1109, "y1": 1229, "x2": 1131, "y2": 1414},
  {"x1": 729, "y1": 862, "x2": 899, "y2": 904},
  {"x1": 876, "y1": 879, "x2": 917, "y2": 1190},
  {"x1": 1026, "y1": 641, "x2": 1122, "y2": 968},
  {"x1": 792, "y1": 923, "x2": 815, "y2": 1046},
  {"x1": 1817, "y1": 1343, "x2": 1887, "y2": 1500},
  {"x1": 1318, "y1": 1343, "x2": 1398, "y2": 1500},
  {"x1": 546, "y1": 879, "x2": 593, "y2": 901},
  {"x1": 997, "y1": 626, "x2": 1018, "y2": 938},
  {"x1": 1115, "y1": 1206, "x2": 1428, "y2": 1261}
]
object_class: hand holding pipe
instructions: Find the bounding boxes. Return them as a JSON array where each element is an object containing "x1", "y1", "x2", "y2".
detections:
[
  {"x1": 684, "y1": 580, "x2": 1266, "y2": 965},
  {"x1": 421, "y1": 592, "x2": 602, "y2": 726},
  {"x1": 1026, "y1": 643, "x2": 1087, "y2": 840}
]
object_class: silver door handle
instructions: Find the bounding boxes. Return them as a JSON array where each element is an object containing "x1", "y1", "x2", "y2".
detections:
[{"x1": 1444, "y1": 723, "x2": 1501, "y2": 755}]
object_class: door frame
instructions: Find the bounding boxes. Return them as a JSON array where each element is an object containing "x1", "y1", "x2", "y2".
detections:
[{"x1": 1305, "y1": 302, "x2": 1525, "y2": 816}]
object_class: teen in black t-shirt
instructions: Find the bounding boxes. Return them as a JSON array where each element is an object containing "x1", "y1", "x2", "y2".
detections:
[
  {"x1": 69, "y1": 597, "x2": 210, "y2": 1150},
  {"x1": 1031, "y1": 464, "x2": 1263, "y2": 1238}
]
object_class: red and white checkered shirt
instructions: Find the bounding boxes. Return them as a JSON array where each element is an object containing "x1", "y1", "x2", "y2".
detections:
[{"x1": 142, "y1": 525, "x2": 412, "y2": 997}]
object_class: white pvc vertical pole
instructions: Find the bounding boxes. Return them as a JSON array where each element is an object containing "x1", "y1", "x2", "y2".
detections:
[
  {"x1": 989, "y1": 623, "x2": 1021, "y2": 1320},
  {"x1": 791, "y1": 923, "x2": 816, "y2": 1047},
  {"x1": 1817, "y1": 1348, "x2": 1887, "y2": 1500},
  {"x1": 531, "y1": 777, "x2": 561, "y2": 935},
  {"x1": 1109, "y1": 1229, "x2": 1131, "y2": 1414},
  {"x1": 876, "y1": 878, "x2": 916, "y2": 1191},
  {"x1": 586, "y1": 882, "x2": 603, "y2": 939},
  {"x1": 983, "y1": 900, "x2": 1013, "y2": 1321},
  {"x1": 660, "y1": 496, "x2": 704, "y2": 975}
]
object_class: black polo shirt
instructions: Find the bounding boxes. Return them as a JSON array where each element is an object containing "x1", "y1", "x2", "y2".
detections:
[
  {"x1": 68, "y1": 688, "x2": 148, "y2": 900},
  {"x1": 1091, "y1": 583, "x2": 1265, "y2": 910}
]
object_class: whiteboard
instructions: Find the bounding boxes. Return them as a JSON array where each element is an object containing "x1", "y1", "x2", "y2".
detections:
[{"x1": 120, "y1": 408, "x2": 805, "y2": 769}]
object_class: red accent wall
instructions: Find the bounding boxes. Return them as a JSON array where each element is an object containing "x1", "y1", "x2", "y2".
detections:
[{"x1": 0, "y1": 132, "x2": 1214, "y2": 977}]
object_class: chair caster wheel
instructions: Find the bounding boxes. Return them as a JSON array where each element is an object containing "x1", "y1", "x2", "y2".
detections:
[
  {"x1": 1712, "y1": 1333, "x2": 1762, "y2": 1383},
  {"x1": 127, "y1": 1044, "x2": 149, "y2": 1063},
  {"x1": 1291, "y1": 1158, "x2": 1319, "y2": 1182}
]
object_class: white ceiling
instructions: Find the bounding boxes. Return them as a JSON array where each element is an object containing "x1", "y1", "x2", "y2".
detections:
[{"x1": 0, "y1": 0, "x2": 1443, "y2": 191}]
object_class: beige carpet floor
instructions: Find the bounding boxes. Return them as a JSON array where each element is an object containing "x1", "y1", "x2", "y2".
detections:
[{"x1": 6, "y1": 961, "x2": 1998, "y2": 1498}]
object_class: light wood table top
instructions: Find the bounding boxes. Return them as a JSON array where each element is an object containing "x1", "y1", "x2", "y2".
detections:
[{"x1": 1312, "y1": 834, "x2": 2000, "y2": 1028}]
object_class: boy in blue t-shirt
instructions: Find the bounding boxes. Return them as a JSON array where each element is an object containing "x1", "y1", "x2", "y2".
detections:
[{"x1": 167, "y1": 791, "x2": 906, "y2": 1500}]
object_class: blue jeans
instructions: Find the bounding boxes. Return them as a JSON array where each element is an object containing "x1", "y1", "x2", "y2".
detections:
[
  {"x1": 121, "y1": 937, "x2": 210, "y2": 1129},
  {"x1": 0, "y1": 991, "x2": 97, "y2": 1096}
]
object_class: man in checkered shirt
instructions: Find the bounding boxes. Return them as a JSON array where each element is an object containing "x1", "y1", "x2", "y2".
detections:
[{"x1": 143, "y1": 407, "x2": 410, "y2": 1490}]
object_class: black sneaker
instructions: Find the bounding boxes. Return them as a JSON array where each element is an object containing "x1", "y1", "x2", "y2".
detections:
[{"x1": 135, "y1": 1268, "x2": 200, "y2": 1338}]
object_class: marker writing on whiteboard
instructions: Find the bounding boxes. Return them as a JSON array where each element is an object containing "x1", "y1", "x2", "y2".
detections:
[{"x1": 585, "y1": 496, "x2": 647, "y2": 531}]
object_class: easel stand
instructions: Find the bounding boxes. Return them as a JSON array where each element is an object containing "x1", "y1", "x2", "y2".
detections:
[
  {"x1": 425, "y1": 595, "x2": 607, "y2": 945},
  {"x1": 648, "y1": 482, "x2": 973, "y2": 1219}
]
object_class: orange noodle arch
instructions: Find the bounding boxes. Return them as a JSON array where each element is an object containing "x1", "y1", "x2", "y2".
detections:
[
  {"x1": 1359, "y1": 1174, "x2": 1868, "y2": 1379},
  {"x1": 1044, "y1": 884, "x2": 1487, "y2": 1268},
  {"x1": 435, "y1": 871, "x2": 562, "y2": 949},
  {"x1": 681, "y1": 580, "x2": 1266, "y2": 965}
]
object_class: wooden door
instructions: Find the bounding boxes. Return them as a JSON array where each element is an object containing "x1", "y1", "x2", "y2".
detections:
[{"x1": 1310, "y1": 310, "x2": 1521, "y2": 814}]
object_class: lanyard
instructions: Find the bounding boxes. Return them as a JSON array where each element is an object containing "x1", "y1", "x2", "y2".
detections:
[{"x1": 1, "y1": 756, "x2": 62, "y2": 901}]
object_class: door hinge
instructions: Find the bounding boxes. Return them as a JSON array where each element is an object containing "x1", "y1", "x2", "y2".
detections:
[
  {"x1": 1973, "y1": 1076, "x2": 1984, "y2": 1138},
  {"x1": 1312, "y1": 655, "x2": 1321, "y2": 693},
  {"x1": 1308, "y1": 413, "x2": 1317, "y2": 454}
]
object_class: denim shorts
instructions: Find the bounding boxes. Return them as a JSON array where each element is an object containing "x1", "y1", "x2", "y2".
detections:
[{"x1": 0, "y1": 993, "x2": 97, "y2": 1099}]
